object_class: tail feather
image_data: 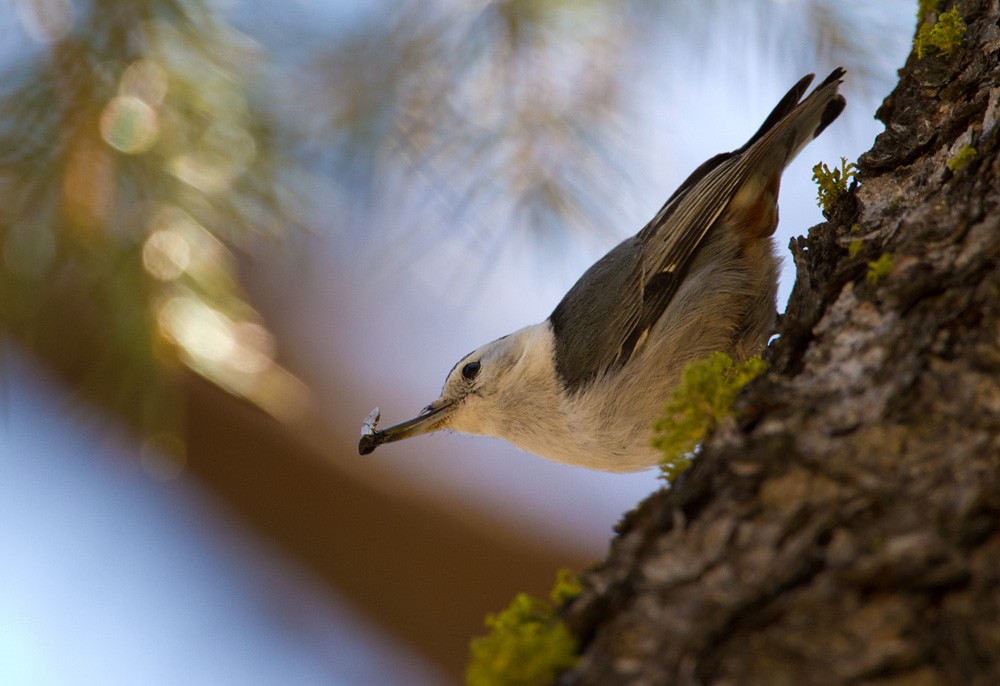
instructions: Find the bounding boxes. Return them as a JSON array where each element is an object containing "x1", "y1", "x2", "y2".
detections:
[
  {"x1": 814, "y1": 91, "x2": 846, "y2": 139},
  {"x1": 657, "y1": 69, "x2": 845, "y2": 213},
  {"x1": 723, "y1": 68, "x2": 846, "y2": 240},
  {"x1": 739, "y1": 72, "x2": 816, "y2": 153},
  {"x1": 750, "y1": 67, "x2": 846, "y2": 173}
]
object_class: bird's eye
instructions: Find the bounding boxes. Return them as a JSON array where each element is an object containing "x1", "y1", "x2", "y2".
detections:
[{"x1": 461, "y1": 361, "x2": 481, "y2": 381}]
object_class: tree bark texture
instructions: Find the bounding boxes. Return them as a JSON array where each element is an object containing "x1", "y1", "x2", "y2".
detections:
[{"x1": 561, "y1": 2, "x2": 1000, "y2": 684}]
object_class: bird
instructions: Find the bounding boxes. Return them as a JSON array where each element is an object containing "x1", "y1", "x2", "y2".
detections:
[{"x1": 358, "y1": 69, "x2": 846, "y2": 472}]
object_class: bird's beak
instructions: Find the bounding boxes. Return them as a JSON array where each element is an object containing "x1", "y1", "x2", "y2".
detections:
[{"x1": 358, "y1": 399, "x2": 453, "y2": 455}]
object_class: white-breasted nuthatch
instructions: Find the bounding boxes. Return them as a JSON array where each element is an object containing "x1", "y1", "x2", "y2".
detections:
[{"x1": 359, "y1": 69, "x2": 846, "y2": 472}]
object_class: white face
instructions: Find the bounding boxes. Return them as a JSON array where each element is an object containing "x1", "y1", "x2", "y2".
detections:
[
  {"x1": 436, "y1": 335, "x2": 520, "y2": 436},
  {"x1": 363, "y1": 323, "x2": 552, "y2": 452}
]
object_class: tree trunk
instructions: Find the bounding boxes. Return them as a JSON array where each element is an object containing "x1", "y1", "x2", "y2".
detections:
[{"x1": 560, "y1": 2, "x2": 1000, "y2": 684}]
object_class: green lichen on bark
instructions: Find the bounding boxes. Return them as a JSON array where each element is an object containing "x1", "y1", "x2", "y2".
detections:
[
  {"x1": 812, "y1": 157, "x2": 858, "y2": 213},
  {"x1": 466, "y1": 569, "x2": 581, "y2": 686},
  {"x1": 848, "y1": 224, "x2": 864, "y2": 257},
  {"x1": 948, "y1": 144, "x2": 977, "y2": 171},
  {"x1": 866, "y1": 253, "x2": 895, "y2": 285},
  {"x1": 915, "y1": 6, "x2": 967, "y2": 58},
  {"x1": 652, "y1": 352, "x2": 767, "y2": 482}
]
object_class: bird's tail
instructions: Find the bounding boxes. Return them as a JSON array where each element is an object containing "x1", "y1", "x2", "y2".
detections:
[
  {"x1": 635, "y1": 68, "x2": 846, "y2": 274},
  {"x1": 741, "y1": 67, "x2": 846, "y2": 175}
]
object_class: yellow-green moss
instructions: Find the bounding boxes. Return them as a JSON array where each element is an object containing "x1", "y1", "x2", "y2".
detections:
[
  {"x1": 466, "y1": 569, "x2": 581, "y2": 686},
  {"x1": 917, "y1": 0, "x2": 942, "y2": 22},
  {"x1": 652, "y1": 352, "x2": 767, "y2": 482},
  {"x1": 948, "y1": 143, "x2": 977, "y2": 172},
  {"x1": 847, "y1": 224, "x2": 864, "y2": 257},
  {"x1": 915, "y1": 6, "x2": 966, "y2": 59},
  {"x1": 549, "y1": 568, "x2": 583, "y2": 605},
  {"x1": 812, "y1": 157, "x2": 858, "y2": 213},
  {"x1": 866, "y1": 253, "x2": 894, "y2": 286}
]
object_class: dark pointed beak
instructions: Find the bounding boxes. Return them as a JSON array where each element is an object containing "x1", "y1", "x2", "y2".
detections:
[{"x1": 358, "y1": 400, "x2": 452, "y2": 455}]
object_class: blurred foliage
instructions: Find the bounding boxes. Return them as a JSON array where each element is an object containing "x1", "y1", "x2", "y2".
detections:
[
  {"x1": 0, "y1": 0, "x2": 306, "y2": 442},
  {"x1": 0, "y1": 0, "x2": 910, "y2": 458},
  {"x1": 292, "y1": 0, "x2": 911, "y2": 251},
  {"x1": 291, "y1": 0, "x2": 634, "y2": 259}
]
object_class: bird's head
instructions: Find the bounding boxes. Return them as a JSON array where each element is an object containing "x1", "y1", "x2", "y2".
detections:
[{"x1": 358, "y1": 324, "x2": 556, "y2": 454}]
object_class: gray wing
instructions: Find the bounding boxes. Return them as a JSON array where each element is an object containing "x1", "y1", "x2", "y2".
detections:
[
  {"x1": 549, "y1": 236, "x2": 645, "y2": 391},
  {"x1": 548, "y1": 152, "x2": 741, "y2": 392},
  {"x1": 549, "y1": 70, "x2": 845, "y2": 392}
]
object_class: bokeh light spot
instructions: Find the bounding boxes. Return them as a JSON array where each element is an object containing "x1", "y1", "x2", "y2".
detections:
[
  {"x1": 140, "y1": 433, "x2": 187, "y2": 480},
  {"x1": 169, "y1": 122, "x2": 256, "y2": 193},
  {"x1": 100, "y1": 95, "x2": 159, "y2": 154},
  {"x1": 120, "y1": 59, "x2": 168, "y2": 106},
  {"x1": 147, "y1": 204, "x2": 229, "y2": 279},
  {"x1": 142, "y1": 230, "x2": 190, "y2": 281},
  {"x1": 158, "y1": 296, "x2": 236, "y2": 363},
  {"x1": 228, "y1": 321, "x2": 276, "y2": 374}
]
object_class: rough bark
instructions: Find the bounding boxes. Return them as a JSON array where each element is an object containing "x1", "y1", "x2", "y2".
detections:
[{"x1": 560, "y1": 2, "x2": 1000, "y2": 684}]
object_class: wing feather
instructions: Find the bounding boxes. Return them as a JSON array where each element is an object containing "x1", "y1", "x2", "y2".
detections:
[{"x1": 550, "y1": 70, "x2": 846, "y2": 391}]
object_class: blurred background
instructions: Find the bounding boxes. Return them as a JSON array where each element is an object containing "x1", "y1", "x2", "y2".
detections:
[{"x1": 1, "y1": 1, "x2": 914, "y2": 683}]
